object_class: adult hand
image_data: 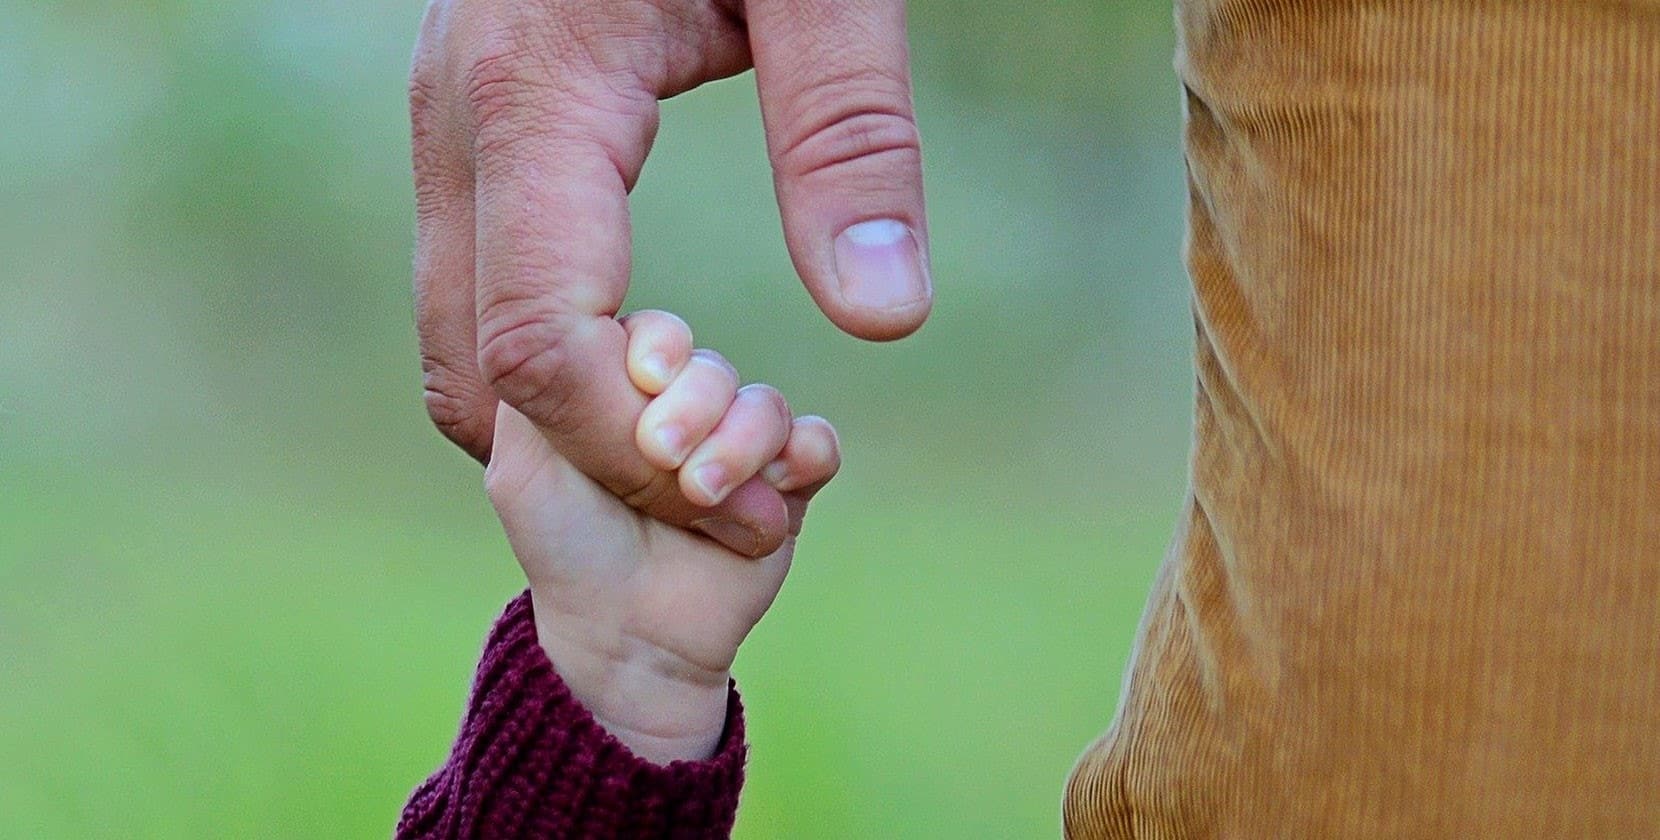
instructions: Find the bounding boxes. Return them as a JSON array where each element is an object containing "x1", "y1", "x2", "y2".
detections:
[{"x1": 410, "y1": 0, "x2": 932, "y2": 556}]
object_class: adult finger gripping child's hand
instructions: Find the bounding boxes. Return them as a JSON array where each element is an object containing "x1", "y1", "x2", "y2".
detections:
[{"x1": 483, "y1": 310, "x2": 840, "y2": 765}]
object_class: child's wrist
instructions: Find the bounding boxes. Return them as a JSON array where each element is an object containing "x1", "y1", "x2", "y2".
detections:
[{"x1": 530, "y1": 592, "x2": 731, "y2": 764}]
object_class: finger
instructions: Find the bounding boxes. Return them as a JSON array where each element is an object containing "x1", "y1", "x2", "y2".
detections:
[
  {"x1": 746, "y1": 0, "x2": 933, "y2": 342},
  {"x1": 679, "y1": 384, "x2": 794, "y2": 507},
  {"x1": 414, "y1": 183, "x2": 499, "y2": 463},
  {"x1": 462, "y1": 46, "x2": 788, "y2": 555},
  {"x1": 761, "y1": 415, "x2": 841, "y2": 494},
  {"x1": 778, "y1": 416, "x2": 842, "y2": 536},
  {"x1": 620, "y1": 310, "x2": 694, "y2": 395},
  {"x1": 411, "y1": 7, "x2": 496, "y2": 463},
  {"x1": 635, "y1": 350, "x2": 741, "y2": 471}
]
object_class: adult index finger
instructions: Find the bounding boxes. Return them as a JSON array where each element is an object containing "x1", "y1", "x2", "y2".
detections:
[{"x1": 464, "y1": 45, "x2": 788, "y2": 556}]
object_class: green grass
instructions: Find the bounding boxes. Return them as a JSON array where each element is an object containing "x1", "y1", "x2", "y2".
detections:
[{"x1": 1, "y1": 443, "x2": 1172, "y2": 838}]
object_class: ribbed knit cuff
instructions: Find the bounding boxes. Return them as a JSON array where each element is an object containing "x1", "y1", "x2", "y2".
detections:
[{"x1": 397, "y1": 591, "x2": 745, "y2": 839}]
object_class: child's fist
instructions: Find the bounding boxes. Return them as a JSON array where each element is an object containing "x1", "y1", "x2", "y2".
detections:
[
  {"x1": 622, "y1": 309, "x2": 840, "y2": 505},
  {"x1": 483, "y1": 310, "x2": 839, "y2": 765}
]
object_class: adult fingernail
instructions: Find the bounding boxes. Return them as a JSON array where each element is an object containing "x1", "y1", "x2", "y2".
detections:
[
  {"x1": 693, "y1": 517, "x2": 763, "y2": 556},
  {"x1": 833, "y1": 219, "x2": 930, "y2": 310},
  {"x1": 690, "y1": 463, "x2": 729, "y2": 503}
]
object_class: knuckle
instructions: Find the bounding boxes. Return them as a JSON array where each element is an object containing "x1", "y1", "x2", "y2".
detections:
[
  {"x1": 652, "y1": 310, "x2": 692, "y2": 341},
  {"x1": 460, "y1": 31, "x2": 590, "y2": 150},
  {"x1": 476, "y1": 313, "x2": 579, "y2": 423},
  {"x1": 460, "y1": 33, "x2": 636, "y2": 137},
  {"x1": 625, "y1": 308, "x2": 685, "y2": 339},
  {"x1": 798, "y1": 415, "x2": 841, "y2": 461},
  {"x1": 464, "y1": 47, "x2": 558, "y2": 133},
  {"x1": 799, "y1": 414, "x2": 835, "y2": 436},
  {"x1": 456, "y1": 18, "x2": 659, "y2": 184},
  {"x1": 620, "y1": 471, "x2": 678, "y2": 513},
  {"x1": 420, "y1": 359, "x2": 494, "y2": 462},
  {"x1": 658, "y1": 321, "x2": 694, "y2": 356},
  {"x1": 739, "y1": 383, "x2": 791, "y2": 424},
  {"x1": 821, "y1": 423, "x2": 843, "y2": 464},
  {"x1": 421, "y1": 383, "x2": 470, "y2": 434},
  {"x1": 773, "y1": 78, "x2": 920, "y2": 181},
  {"x1": 408, "y1": 64, "x2": 442, "y2": 127},
  {"x1": 689, "y1": 349, "x2": 738, "y2": 383}
]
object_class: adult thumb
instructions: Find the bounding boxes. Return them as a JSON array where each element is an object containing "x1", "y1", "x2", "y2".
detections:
[{"x1": 746, "y1": 0, "x2": 933, "y2": 342}]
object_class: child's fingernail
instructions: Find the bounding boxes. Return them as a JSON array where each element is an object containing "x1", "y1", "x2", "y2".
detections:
[
  {"x1": 640, "y1": 353, "x2": 672, "y2": 387},
  {"x1": 761, "y1": 460, "x2": 789, "y2": 487},
  {"x1": 654, "y1": 426, "x2": 685, "y2": 463},
  {"x1": 692, "y1": 517, "x2": 763, "y2": 556},
  {"x1": 690, "y1": 463, "x2": 729, "y2": 503},
  {"x1": 833, "y1": 219, "x2": 930, "y2": 311}
]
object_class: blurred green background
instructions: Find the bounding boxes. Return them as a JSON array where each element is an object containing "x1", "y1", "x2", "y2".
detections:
[{"x1": 0, "y1": 1, "x2": 1192, "y2": 837}]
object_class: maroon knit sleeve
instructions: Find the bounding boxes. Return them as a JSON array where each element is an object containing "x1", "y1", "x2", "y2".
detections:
[{"x1": 396, "y1": 591, "x2": 746, "y2": 839}]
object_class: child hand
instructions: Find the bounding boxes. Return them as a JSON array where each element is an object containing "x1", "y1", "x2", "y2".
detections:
[{"x1": 483, "y1": 310, "x2": 840, "y2": 765}]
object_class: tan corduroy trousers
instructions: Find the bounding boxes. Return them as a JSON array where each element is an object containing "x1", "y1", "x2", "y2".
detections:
[{"x1": 1064, "y1": 2, "x2": 1660, "y2": 837}]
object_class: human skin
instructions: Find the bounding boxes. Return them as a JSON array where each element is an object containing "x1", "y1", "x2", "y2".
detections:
[
  {"x1": 486, "y1": 310, "x2": 841, "y2": 763},
  {"x1": 409, "y1": 0, "x2": 934, "y2": 559}
]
